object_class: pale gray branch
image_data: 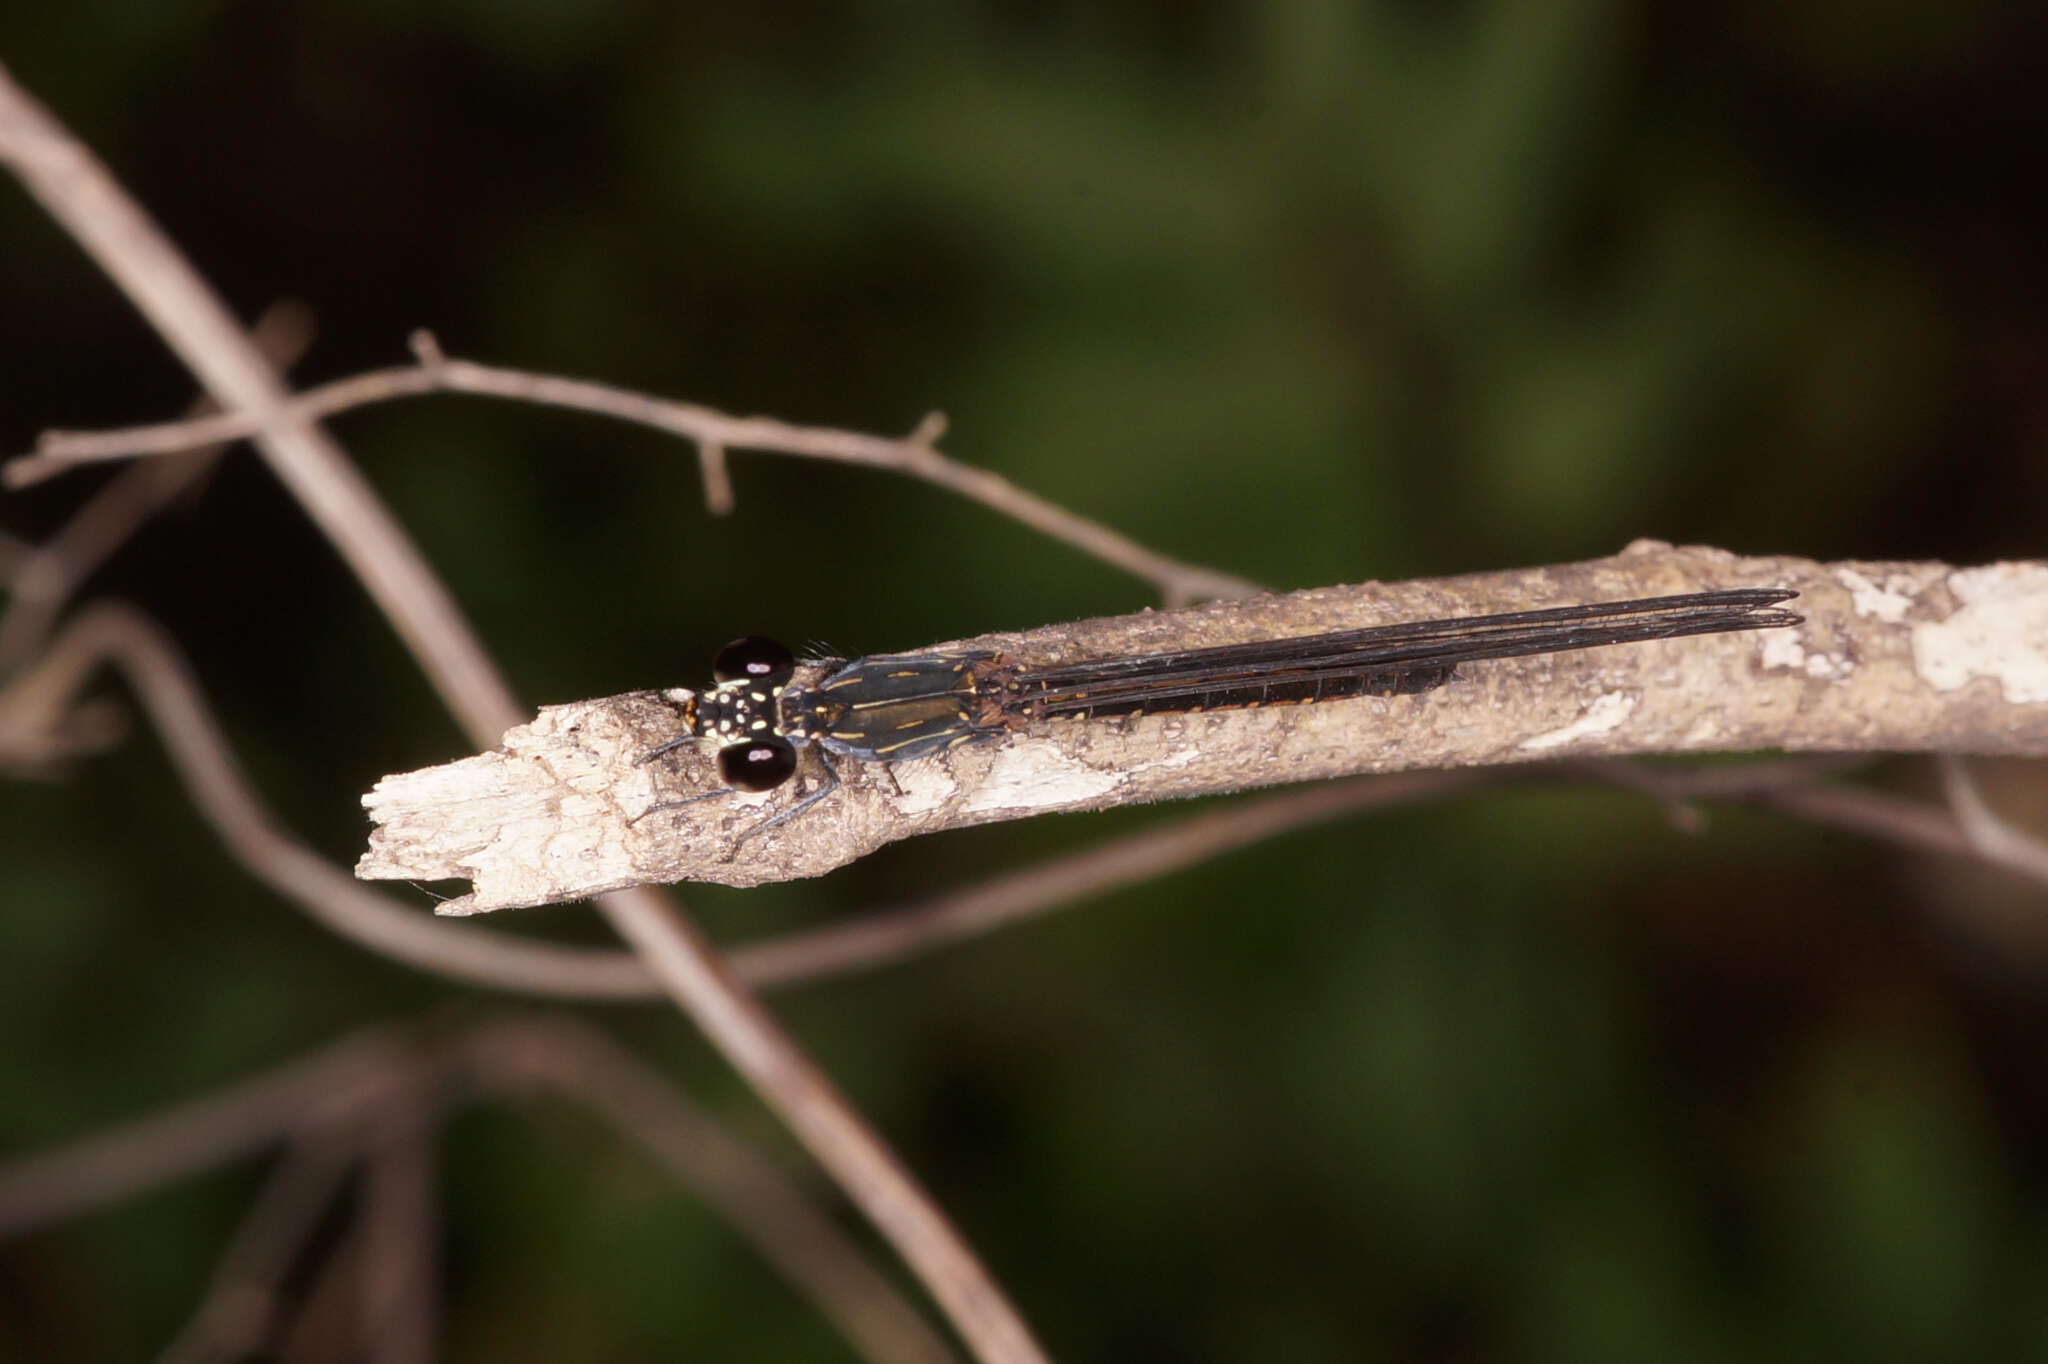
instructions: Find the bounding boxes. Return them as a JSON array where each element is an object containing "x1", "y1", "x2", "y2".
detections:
[{"x1": 359, "y1": 546, "x2": 2048, "y2": 910}]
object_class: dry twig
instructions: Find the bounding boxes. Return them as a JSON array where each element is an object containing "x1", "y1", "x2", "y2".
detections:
[
  {"x1": 8, "y1": 330, "x2": 1261, "y2": 608},
  {"x1": 357, "y1": 547, "x2": 2048, "y2": 908}
]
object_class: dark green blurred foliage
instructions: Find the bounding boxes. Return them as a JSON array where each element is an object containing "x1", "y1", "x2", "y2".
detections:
[{"x1": 3, "y1": 3, "x2": 2045, "y2": 1360}]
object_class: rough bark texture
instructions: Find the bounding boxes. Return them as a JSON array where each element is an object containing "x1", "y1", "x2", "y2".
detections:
[{"x1": 357, "y1": 544, "x2": 2048, "y2": 911}]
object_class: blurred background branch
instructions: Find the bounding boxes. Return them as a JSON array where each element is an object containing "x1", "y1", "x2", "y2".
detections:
[{"x1": 1, "y1": 1016, "x2": 960, "y2": 1364}]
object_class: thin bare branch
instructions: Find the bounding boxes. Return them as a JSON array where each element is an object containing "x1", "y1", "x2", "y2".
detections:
[
  {"x1": 464, "y1": 1017, "x2": 959, "y2": 1364},
  {"x1": 1583, "y1": 753, "x2": 1876, "y2": 834},
  {"x1": 731, "y1": 770, "x2": 1485, "y2": 986},
  {"x1": 3, "y1": 1015, "x2": 960, "y2": 1364},
  {"x1": 1747, "y1": 779, "x2": 2048, "y2": 891},
  {"x1": 359, "y1": 1105, "x2": 439, "y2": 1364},
  {"x1": 590, "y1": 889, "x2": 1051, "y2": 1363},
  {"x1": 728, "y1": 755, "x2": 2023, "y2": 988},
  {"x1": 11, "y1": 330, "x2": 1261, "y2": 605},
  {"x1": 156, "y1": 1136, "x2": 358, "y2": 1364},
  {"x1": 0, "y1": 1030, "x2": 409, "y2": 1238},
  {"x1": 1939, "y1": 754, "x2": 2048, "y2": 883},
  {"x1": 0, "y1": 602, "x2": 662, "y2": 997},
  {"x1": 278, "y1": 1209, "x2": 366, "y2": 1364}
]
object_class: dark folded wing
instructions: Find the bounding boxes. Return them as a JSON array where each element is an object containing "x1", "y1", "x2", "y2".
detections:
[{"x1": 1012, "y1": 588, "x2": 1800, "y2": 719}]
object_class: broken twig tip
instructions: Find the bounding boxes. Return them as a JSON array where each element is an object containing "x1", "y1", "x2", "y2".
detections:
[
  {"x1": 407, "y1": 330, "x2": 446, "y2": 366},
  {"x1": 908, "y1": 411, "x2": 948, "y2": 446},
  {"x1": 698, "y1": 440, "x2": 737, "y2": 516}
]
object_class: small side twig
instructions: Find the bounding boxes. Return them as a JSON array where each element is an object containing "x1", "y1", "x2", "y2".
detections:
[
  {"x1": 697, "y1": 438, "x2": 736, "y2": 516},
  {"x1": 1938, "y1": 754, "x2": 2048, "y2": 884},
  {"x1": 1745, "y1": 776, "x2": 2048, "y2": 891},
  {"x1": 1582, "y1": 753, "x2": 1876, "y2": 836}
]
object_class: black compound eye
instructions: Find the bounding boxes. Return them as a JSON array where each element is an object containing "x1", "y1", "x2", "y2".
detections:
[
  {"x1": 712, "y1": 636, "x2": 795, "y2": 685},
  {"x1": 716, "y1": 739, "x2": 797, "y2": 792}
]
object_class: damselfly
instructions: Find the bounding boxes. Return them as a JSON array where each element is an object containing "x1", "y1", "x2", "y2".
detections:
[{"x1": 644, "y1": 588, "x2": 1800, "y2": 845}]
